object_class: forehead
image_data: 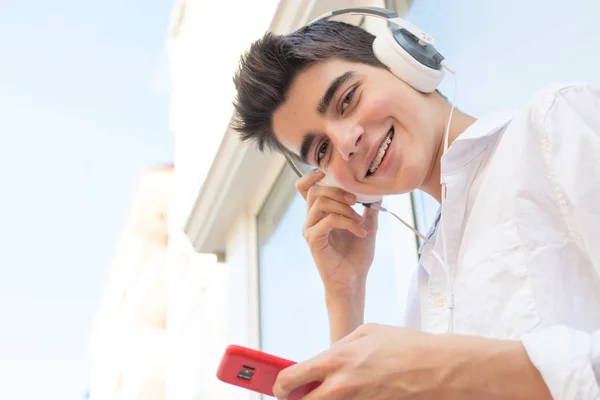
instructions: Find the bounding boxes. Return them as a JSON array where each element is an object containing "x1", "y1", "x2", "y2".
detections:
[{"x1": 272, "y1": 58, "x2": 363, "y2": 153}]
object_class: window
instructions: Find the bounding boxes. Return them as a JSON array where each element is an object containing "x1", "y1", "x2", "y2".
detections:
[
  {"x1": 257, "y1": 165, "x2": 406, "y2": 362},
  {"x1": 256, "y1": 166, "x2": 329, "y2": 361}
]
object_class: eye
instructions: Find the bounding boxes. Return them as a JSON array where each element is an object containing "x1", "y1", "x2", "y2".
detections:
[
  {"x1": 341, "y1": 87, "x2": 356, "y2": 114},
  {"x1": 316, "y1": 139, "x2": 330, "y2": 166}
]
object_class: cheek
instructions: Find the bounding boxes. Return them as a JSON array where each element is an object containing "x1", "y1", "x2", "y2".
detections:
[
  {"x1": 359, "y1": 92, "x2": 394, "y2": 121},
  {"x1": 360, "y1": 88, "x2": 420, "y2": 132},
  {"x1": 395, "y1": 140, "x2": 431, "y2": 190},
  {"x1": 327, "y1": 158, "x2": 360, "y2": 190}
]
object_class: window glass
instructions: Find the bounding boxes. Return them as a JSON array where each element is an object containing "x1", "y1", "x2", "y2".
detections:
[{"x1": 257, "y1": 165, "x2": 403, "y2": 362}]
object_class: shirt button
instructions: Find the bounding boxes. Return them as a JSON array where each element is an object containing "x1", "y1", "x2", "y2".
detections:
[{"x1": 435, "y1": 295, "x2": 446, "y2": 307}]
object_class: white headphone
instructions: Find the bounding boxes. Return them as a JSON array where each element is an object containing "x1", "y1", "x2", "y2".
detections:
[{"x1": 312, "y1": 6, "x2": 447, "y2": 93}]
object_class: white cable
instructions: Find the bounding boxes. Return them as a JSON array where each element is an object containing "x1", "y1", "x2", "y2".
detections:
[
  {"x1": 372, "y1": 203, "x2": 455, "y2": 333},
  {"x1": 440, "y1": 60, "x2": 457, "y2": 202},
  {"x1": 442, "y1": 61, "x2": 457, "y2": 153},
  {"x1": 373, "y1": 62, "x2": 459, "y2": 333},
  {"x1": 368, "y1": 203, "x2": 428, "y2": 242},
  {"x1": 439, "y1": 61, "x2": 457, "y2": 333}
]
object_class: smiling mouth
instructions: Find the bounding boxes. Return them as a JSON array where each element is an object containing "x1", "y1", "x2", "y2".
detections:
[{"x1": 366, "y1": 127, "x2": 394, "y2": 177}]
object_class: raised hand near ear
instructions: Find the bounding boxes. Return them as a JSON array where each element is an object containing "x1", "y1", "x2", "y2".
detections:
[{"x1": 295, "y1": 169, "x2": 380, "y2": 295}]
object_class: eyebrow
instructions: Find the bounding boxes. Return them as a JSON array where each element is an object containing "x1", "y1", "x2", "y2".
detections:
[
  {"x1": 317, "y1": 70, "x2": 355, "y2": 115},
  {"x1": 300, "y1": 132, "x2": 316, "y2": 164},
  {"x1": 300, "y1": 71, "x2": 355, "y2": 163}
]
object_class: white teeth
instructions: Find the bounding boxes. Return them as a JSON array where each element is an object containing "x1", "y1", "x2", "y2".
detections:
[{"x1": 369, "y1": 129, "x2": 393, "y2": 173}]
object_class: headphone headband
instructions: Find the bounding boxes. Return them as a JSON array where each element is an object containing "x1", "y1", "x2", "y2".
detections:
[{"x1": 310, "y1": 6, "x2": 435, "y2": 46}]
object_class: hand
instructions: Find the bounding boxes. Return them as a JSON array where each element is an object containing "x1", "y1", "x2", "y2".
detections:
[
  {"x1": 296, "y1": 169, "x2": 380, "y2": 293},
  {"x1": 273, "y1": 323, "x2": 439, "y2": 400},
  {"x1": 272, "y1": 323, "x2": 553, "y2": 400}
]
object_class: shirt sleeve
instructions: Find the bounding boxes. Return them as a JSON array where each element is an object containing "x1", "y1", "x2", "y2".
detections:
[{"x1": 521, "y1": 83, "x2": 600, "y2": 399}]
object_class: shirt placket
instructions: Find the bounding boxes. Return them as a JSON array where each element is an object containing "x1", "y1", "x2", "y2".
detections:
[{"x1": 424, "y1": 171, "x2": 467, "y2": 333}]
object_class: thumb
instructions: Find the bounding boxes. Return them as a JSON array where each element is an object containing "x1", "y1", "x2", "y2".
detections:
[{"x1": 361, "y1": 201, "x2": 381, "y2": 229}]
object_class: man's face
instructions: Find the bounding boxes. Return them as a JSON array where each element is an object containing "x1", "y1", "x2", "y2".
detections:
[{"x1": 273, "y1": 58, "x2": 443, "y2": 197}]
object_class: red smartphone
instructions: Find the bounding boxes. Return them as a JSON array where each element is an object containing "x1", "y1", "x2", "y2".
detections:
[{"x1": 216, "y1": 344, "x2": 320, "y2": 399}]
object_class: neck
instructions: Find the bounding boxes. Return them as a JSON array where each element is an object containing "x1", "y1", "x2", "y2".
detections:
[{"x1": 420, "y1": 101, "x2": 477, "y2": 203}]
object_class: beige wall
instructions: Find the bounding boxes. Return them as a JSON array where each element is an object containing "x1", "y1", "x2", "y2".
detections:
[{"x1": 89, "y1": 167, "x2": 172, "y2": 400}]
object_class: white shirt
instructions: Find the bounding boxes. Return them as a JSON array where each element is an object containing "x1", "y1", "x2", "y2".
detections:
[{"x1": 405, "y1": 82, "x2": 600, "y2": 399}]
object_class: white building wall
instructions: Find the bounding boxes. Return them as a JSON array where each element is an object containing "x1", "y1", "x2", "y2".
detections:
[
  {"x1": 166, "y1": 0, "x2": 282, "y2": 232},
  {"x1": 164, "y1": 234, "x2": 230, "y2": 400},
  {"x1": 223, "y1": 213, "x2": 261, "y2": 400},
  {"x1": 164, "y1": 1, "x2": 285, "y2": 399}
]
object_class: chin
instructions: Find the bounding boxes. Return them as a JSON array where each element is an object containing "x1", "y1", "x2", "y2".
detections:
[{"x1": 393, "y1": 169, "x2": 423, "y2": 194}]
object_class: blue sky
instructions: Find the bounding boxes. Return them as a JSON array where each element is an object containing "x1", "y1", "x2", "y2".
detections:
[{"x1": 0, "y1": 1, "x2": 174, "y2": 399}]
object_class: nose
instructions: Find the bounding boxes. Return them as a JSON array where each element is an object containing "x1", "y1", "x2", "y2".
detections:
[{"x1": 327, "y1": 121, "x2": 364, "y2": 161}]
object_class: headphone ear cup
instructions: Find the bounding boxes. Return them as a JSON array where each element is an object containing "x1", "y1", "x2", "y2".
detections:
[{"x1": 372, "y1": 28, "x2": 444, "y2": 93}]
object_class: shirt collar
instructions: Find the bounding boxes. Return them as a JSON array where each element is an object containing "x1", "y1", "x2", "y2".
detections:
[
  {"x1": 455, "y1": 108, "x2": 518, "y2": 142},
  {"x1": 441, "y1": 108, "x2": 518, "y2": 174},
  {"x1": 417, "y1": 109, "x2": 518, "y2": 258}
]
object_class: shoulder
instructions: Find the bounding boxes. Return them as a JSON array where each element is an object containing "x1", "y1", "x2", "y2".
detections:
[
  {"x1": 494, "y1": 82, "x2": 600, "y2": 173},
  {"x1": 520, "y1": 82, "x2": 600, "y2": 131}
]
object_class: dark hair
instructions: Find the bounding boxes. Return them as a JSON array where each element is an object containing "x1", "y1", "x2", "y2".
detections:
[{"x1": 231, "y1": 20, "x2": 387, "y2": 158}]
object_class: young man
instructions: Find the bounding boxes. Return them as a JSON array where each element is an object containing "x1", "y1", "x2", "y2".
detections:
[{"x1": 232, "y1": 20, "x2": 600, "y2": 399}]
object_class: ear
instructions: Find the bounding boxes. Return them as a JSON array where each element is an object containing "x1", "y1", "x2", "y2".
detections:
[{"x1": 372, "y1": 28, "x2": 444, "y2": 93}]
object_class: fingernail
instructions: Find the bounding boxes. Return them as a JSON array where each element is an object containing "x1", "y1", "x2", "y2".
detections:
[
  {"x1": 345, "y1": 193, "x2": 356, "y2": 204},
  {"x1": 312, "y1": 168, "x2": 322, "y2": 174},
  {"x1": 360, "y1": 227, "x2": 368, "y2": 236}
]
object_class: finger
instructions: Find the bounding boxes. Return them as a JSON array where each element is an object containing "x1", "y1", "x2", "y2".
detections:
[
  {"x1": 273, "y1": 351, "x2": 336, "y2": 400},
  {"x1": 278, "y1": 380, "x2": 322, "y2": 400},
  {"x1": 307, "y1": 214, "x2": 368, "y2": 243},
  {"x1": 361, "y1": 201, "x2": 381, "y2": 230},
  {"x1": 297, "y1": 377, "x2": 347, "y2": 400},
  {"x1": 295, "y1": 169, "x2": 325, "y2": 200},
  {"x1": 306, "y1": 185, "x2": 356, "y2": 212},
  {"x1": 304, "y1": 214, "x2": 367, "y2": 248},
  {"x1": 306, "y1": 196, "x2": 363, "y2": 228}
]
